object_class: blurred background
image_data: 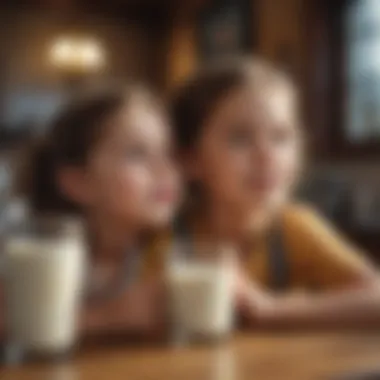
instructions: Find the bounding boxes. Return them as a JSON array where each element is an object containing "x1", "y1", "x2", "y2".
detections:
[{"x1": 0, "y1": 0, "x2": 380, "y2": 260}]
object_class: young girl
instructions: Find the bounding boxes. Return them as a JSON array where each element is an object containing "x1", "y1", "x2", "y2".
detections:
[
  {"x1": 17, "y1": 85, "x2": 180, "y2": 336},
  {"x1": 171, "y1": 58, "x2": 380, "y2": 329}
]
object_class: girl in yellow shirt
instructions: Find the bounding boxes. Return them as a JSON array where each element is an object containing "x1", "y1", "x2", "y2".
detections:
[{"x1": 170, "y1": 58, "x2": 380, "y2": 328}]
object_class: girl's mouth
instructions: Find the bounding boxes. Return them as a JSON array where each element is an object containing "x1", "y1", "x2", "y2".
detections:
[
  {"x1": 249, "y1": 176, "x2": 279, "y2": 192},
  {"x1": 153, "y1": 186, "x2": 177, "y2": 203}
]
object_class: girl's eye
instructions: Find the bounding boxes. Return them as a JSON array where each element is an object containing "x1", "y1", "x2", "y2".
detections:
[
  {"x1": 123, "y1": 146, "x2": 149, "y2": 160},
  {"x1": 227, "y1": 127, "x2": 252, "y2": 147},
  {"x1": 271, "y1": 127, "x2": 295, "y2": 145}
]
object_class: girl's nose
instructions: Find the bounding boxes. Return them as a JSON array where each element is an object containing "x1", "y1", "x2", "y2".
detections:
[
  {"x1": 152, "y1": 155, "x2": 176, "y2": 181},
  {"x1": 251, "y1": 140, "x2": 274, "y2": 168}
]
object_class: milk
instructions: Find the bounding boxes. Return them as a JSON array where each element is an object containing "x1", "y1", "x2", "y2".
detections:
[
  {"x1": 168, "y1": 261, "x2": 234, "y2": 339},
  {"x1": 4, "y1": 234, "x2": 85, "y2": 354}
]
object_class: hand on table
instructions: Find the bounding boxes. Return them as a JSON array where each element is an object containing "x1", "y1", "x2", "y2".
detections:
[
  {"x1": 232, "y1": 264, "x2": 310, "y2": 328},
  {"x1": 232, "y1": 262, "x2": 275, "y2": 323}
]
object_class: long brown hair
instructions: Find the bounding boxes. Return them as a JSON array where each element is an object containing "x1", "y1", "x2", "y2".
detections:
[
  {"x1": 171, "y1": 57, "x2": 303, "y2": 206},
  {"x1": 17, "y1": 85, "x2": 163, "y2": 215},
  {"x1": 171, "y1": 57, "x2": 299, "y2": 152}
]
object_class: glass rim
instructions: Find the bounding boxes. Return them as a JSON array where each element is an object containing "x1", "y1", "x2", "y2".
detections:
[{"x1": 6, "y1": 214, "x2": 85, "y2": 238}]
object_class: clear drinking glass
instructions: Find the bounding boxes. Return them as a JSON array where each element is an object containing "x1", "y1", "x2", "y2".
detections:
[
  {"x1": 166, "y1": 249, "x2": 235, "y2": 345},
  {"x1": 2, "y1": 215, "x2": 86, "y2": 364}
]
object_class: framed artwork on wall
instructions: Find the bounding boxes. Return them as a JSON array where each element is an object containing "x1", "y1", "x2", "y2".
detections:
[{"x1": 197, "y1": 0, "x2": 254, "y2": 62}]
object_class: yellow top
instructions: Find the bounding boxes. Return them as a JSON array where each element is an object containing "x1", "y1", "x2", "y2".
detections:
[
  {"x1": 143, "y1": 204, "x2": 375, "y2": 291},
  {"x1": 249, "y1": 204, "x2": 374, "y2": 290}
]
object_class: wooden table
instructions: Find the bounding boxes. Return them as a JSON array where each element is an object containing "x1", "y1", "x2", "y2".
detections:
[{"x1": 1, "y1": 332, "x2": 380, "y2": 380}]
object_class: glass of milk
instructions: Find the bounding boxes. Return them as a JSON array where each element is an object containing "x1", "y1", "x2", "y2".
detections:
[
  {"x1": 2, "y1": 215, "x2": 86, "y2": 363},
  {"x1": 166, "y1": 251, "x2": 235, "y2": 345}
]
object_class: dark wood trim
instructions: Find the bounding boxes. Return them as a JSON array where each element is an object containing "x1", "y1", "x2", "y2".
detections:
[
  {"x1": 0, "y1": 0, "x2": 172, "y2": 25},
  {"x1": 304, "y1": 0, "x2": 334, "y2": 156}
]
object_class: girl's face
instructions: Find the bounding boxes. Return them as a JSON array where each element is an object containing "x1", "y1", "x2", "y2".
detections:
[
  {"x1": 70, "y1": 99, "x2": 180, "y2": 228},
  {"x1": 188, "y1": 85, "x2": 301, "y2": 214}
]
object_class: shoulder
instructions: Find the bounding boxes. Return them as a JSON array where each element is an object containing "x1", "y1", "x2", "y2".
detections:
[
  {"x1": 280, "y1": 202, "x2": 366, "y2": 261},
  {"x1": 281, "y1": 202, "x2": 330, "y2": 236},
  {"x1": 282, "y1": 202, "x2": 321, "y2": 220},
  {"x1": 280, "y1": 202, "x2": 340, "y2": 256},
  {"x1": 279, "y1": 204, "x2": 375, "y2": 288}
]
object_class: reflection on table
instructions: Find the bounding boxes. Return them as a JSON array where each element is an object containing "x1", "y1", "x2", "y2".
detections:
[{"x1": 2, "y1": 332, "x2": 380, "y2": 380}]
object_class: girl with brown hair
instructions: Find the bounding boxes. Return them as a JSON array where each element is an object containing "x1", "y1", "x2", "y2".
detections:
[
  {"x1": 16, "y1": 85, "x2": 180, "y2": 337},
  {"x1": 171, "y1": 58, "x2": 380, "y2": 328}
]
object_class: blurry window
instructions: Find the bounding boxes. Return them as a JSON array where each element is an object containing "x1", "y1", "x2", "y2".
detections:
[{"x1": 346, "y1": 0, "x2": 380, "y2": 142}]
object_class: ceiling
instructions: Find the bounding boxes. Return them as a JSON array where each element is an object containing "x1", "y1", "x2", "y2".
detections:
[{"x1": 0, "y1": 0, "x2": 175, "y2": 23}]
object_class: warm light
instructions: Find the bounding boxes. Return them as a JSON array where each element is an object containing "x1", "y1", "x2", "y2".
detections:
[
  {"x1": 80, "y1": 40, "x2": 105, "y2": 68},
  {"x1": 49, "y1": 37, "x2": 106, "y2": 73},
  {"x1": 50, "y1": 39, "x2": 73, "y2": 64}
]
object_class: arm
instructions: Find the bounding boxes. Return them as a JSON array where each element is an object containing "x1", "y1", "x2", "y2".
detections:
[
  {"x1": 237, "y1": 205, "x2": 380, "y2": 329},
  {"x1": 239, "y1": 279, "x2": 380, "y2": 329}
]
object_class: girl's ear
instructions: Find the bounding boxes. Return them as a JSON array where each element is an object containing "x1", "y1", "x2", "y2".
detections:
[{"x1": 57, "y1": 167, "x2": 93, "y2": 207}]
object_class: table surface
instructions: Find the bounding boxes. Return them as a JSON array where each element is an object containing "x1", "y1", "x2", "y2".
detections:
[{"x1": 1, "y1": 332, "x2": 380, "y2": 380}]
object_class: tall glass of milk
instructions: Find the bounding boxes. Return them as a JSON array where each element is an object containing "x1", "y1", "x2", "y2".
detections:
[
  {"x1": 3, "y1": 216, "x2": 86, "y2": 363},
  {"x1": 166, "y1": 250, "x2": 235, "y2": 345}
]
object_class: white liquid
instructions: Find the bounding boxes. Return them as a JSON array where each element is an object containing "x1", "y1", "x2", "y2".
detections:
[
  {"x1": 4, "y1": 237, "x2": 85, "y2": 353},
  {"x1": 168, "y1": 262, "x2": 234, "y2": 337}
]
